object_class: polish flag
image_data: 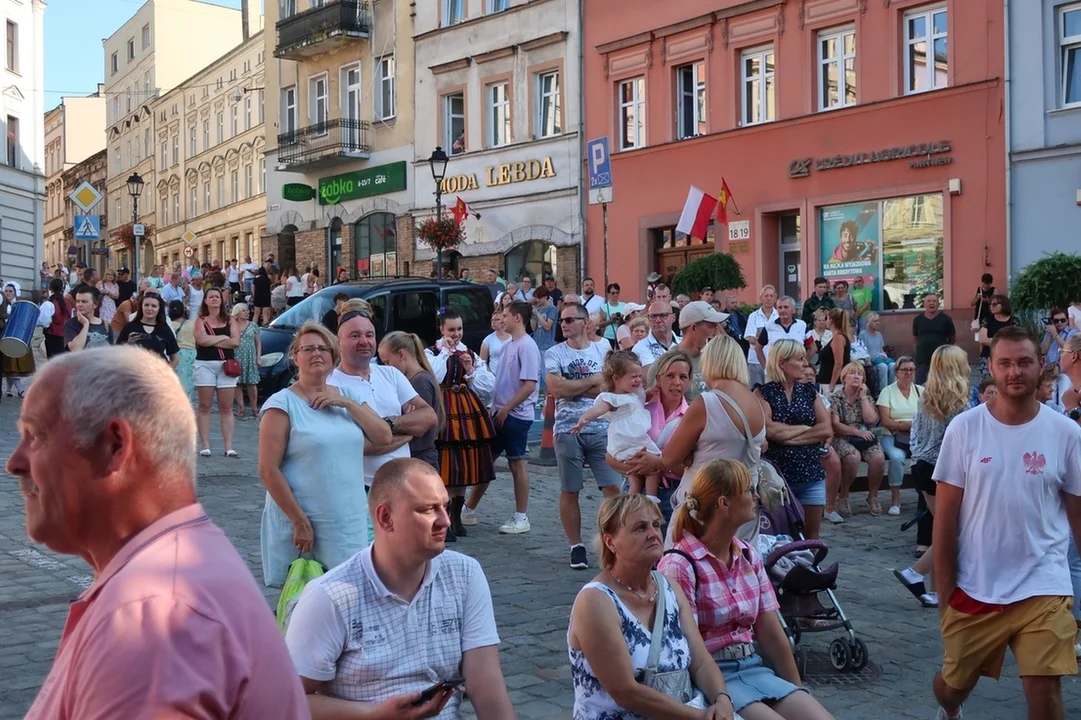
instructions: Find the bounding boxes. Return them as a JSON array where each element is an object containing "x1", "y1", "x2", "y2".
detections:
[{"x1": 676, "y1": 186, "x2": 718, "y2": 241}]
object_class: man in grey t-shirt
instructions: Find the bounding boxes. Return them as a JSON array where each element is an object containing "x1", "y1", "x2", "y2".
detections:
[{"x1": 545, "y1": 302, "x2": 622, "y2": 570}]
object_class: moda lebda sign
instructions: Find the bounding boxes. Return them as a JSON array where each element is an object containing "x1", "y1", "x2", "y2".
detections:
[
  {"x1": 438, "y1": 157, "x2": 557, "y2": 194},
  {"x1": 319, "y1": 161, "x2": 408, "y2": 205},
  {"x1": 789, "y1": 141, "x2": 952, "y2": 178}
]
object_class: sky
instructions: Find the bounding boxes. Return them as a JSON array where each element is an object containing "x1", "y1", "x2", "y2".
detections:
[{"x1": 44, "y1": 0, "x2": 244, "y2": 109}]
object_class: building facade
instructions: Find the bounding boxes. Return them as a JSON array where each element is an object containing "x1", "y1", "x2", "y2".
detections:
[
  {"x1": 102, "y1": 0, "x2": 249, "y2": 274},
  {"x1": 59, "y1": 149, "x2": 109, "y2": 275},
  {"x1": 0, "y1": 0, "x2": 45, "y2": 294},
  {"x1": 1007, "y1": 0, "x2": 1081, "y2": 276},
  {"x1": 151, "y1": 31, "x2": 267, "y2": 269},
  {"x1": 43, "y1": 89, "x2": 107, "y2": 269},
  {"x1": 410, "y1": 0, "x2": 582, "y2": 285},
  {"x1": 263, "y1": 0, "x2": 415, "y2": 279},
  {"x1": 583, "y1": 0, "x2": 1005, "y2": 338}
]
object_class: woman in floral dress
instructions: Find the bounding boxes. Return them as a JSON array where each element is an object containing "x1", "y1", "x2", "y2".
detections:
[
  {"x1": 97, "y1": 268, "x2": 120, "y2": 326},
  {"x1": 232, "y1": 302, "x2": 262, "y2": 419}
]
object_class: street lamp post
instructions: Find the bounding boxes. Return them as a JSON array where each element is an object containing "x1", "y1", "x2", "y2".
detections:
[
  {"x1": 126, "y1": 172, "x2": 144, "y2": 284},
  {"x1": 428, "y1": 146, "x2": 449, "y2": 279}
]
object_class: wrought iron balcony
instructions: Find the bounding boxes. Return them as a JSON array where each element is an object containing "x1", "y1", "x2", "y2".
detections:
[
  {"x1": 277, "y1": 119, "x2": 371, "y2": 170},
  {"x1": 275, "y1": 1, "x2": 371, "y2": 60}
]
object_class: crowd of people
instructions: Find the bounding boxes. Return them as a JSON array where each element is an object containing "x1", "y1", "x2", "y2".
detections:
[{"x1": 8, "y1": 265, "x2": 1081, "y2": 720}]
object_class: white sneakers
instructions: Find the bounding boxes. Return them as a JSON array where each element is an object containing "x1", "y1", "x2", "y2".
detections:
[
  {"x1": 825, "y1": 510, "x2": 845, "y2": 524},
  {"x1": 498, "y1": 517, "x2": 531, "y2": 534},
  {"x1": 888, "y1": 505, "x2": 901, "y2": 516},
  {"x1": 460, "y1": 507, "x2": 477, "y2": 526},
  {"x1": 935, "y1": 705, "x2": 962, "y2": 719}
]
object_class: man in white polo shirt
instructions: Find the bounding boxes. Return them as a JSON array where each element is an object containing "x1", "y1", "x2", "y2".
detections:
[
  {"x1": 329, "y1": 303, "x2": 438, "y2": 488},
  {"x1": 632, "y1": 299, "x2": 681, "y2": 367},
  {"x1": 756, "y1": 295, "x2": 807, "y2": 364},
  {"x1": 286, "y1": 458, "x2": 514, "y2": 719},
  {"x1": 744, "y1": 284, "x2": 779, "y2": 388}
]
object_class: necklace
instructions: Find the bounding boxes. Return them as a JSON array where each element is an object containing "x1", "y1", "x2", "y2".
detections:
[{"x1": 610, "y1": 573, "x2": 657, "y2": 602}]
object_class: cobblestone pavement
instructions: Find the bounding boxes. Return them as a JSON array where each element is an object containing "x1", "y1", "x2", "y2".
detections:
[{"x1": 0, "y1": 397, "x2": 1078, "y2": 719}]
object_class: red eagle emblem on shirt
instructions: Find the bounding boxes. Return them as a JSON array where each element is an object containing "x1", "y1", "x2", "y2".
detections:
[{"x1": 1022, "y1": 452, "x2": 1047, "y2": 476}]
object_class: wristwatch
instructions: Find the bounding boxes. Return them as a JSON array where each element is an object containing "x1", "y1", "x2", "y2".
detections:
[{"x1": 384, "y1": 416, "x2": 397, "y2": 434}]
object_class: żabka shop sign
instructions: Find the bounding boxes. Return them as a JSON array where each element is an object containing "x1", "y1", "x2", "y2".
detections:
[{"x1": 318, "y1": 161, "x2": 407, "y2": 205}]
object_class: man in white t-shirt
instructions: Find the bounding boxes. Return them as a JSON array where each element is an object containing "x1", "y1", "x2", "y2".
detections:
[
  {"x1": 758, "y1": 295, "x2": 807, "y2": 363},
  {"x1": 240, "y1": 256, "x2": 259, "y2": 294},
  {"x1": 329, "y1": 306, "x2": 438, "y2": 488},
  {"x1": 631, "y1": 299, "x2": 681, "y2": 367},
  {"x1": 931, "y1": 326, "x2": 1081, "y2": 720},
  {"x1": 285, "y1": 458, "x2": 514, "y2": 719},
  {"x1": 744, "y1": 284, "x2": 779, "y2": 388}
]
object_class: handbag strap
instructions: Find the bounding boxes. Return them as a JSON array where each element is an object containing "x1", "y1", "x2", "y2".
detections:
[
  {"x1": 205, "y1": 319, "x2": 226, "y2": 361},
  {"x1": 646, "y1": 570, "x2": 667, "y2": 670},
  {"x1": 711, "y1": 389, "x2": 761, "y2": 464}
]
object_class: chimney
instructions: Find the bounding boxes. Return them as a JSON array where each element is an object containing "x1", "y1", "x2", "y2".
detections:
[{"x1": 242, "y1": 0, "x2": 249, "y2": 41}]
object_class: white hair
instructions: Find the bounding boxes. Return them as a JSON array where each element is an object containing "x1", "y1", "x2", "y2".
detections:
[
  {"x1": 778, "y1": 295, "x2": 796, "y2": 306},
  {"x1": 51, "y1": 347, "x2": 197, "y2": 486},
  {"x1": 760, "y1": 285, "x2": 777, "y2": 296},
  {"x1": 676, "y1": 294, "x2": 691, "y2": 304}
]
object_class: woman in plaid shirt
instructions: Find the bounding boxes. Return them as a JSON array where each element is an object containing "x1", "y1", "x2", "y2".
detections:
[{"x1": 658, "y1": 460, "x2": 834, "y2": 720}]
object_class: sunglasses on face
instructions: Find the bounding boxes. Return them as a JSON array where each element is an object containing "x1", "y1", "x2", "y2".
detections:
[
  {"x1": 560, "y1": 316, "x2": 585, "y2": 324},
  {"x1": 1054, "y1": 318, "x2": 1067, "y2": 324}
]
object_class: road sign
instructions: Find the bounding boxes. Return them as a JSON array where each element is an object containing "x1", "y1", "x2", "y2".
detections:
[
  {"x1": 586, "y1": 137, "x2": 612, "y2": 191},
  {"x1": 181, "y1": 229, "x2": 197, "y2": 244},
  {"x1": 69, "y1": 181, "x2": 103, "y2": 213},
  {"x1": 133, "y1": 223, "x2": 145, "y2": 237},
  {"x1": 73, "y1": 215, "x2": 100, "y2": 241},
  {"x1": 183, "y1": 246, "x2": 194, "y2": 258},
  {"x1": 589, "y1": 186, "x2": 614, "y2": 205}
]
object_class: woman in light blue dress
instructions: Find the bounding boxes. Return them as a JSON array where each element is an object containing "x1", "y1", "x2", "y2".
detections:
[{"x1": 257, "y1": 320, "x2": 393, "y2": 587}]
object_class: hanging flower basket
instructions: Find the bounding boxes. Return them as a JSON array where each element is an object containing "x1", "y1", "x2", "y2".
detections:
[
  {"x1": 415, "y1": 216, "x2": 464, "y2": 254},
  {"x1": 112, "y1": 221, "x2": 155, "y2": 250}
]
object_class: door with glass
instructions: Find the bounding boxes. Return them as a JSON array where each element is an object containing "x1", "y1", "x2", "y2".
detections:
[{"x1": 342, "y1": 66, "x2": 362, "y2": 149}]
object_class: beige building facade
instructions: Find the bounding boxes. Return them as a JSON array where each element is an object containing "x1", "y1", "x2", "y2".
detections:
[
  {"x1": 263, "y1": 0, "x2": 416, "y2": 279},
  {"x1": 43, "y1": 90, "x2": 107, "y2": 269},
  {"x1": 152, "y1": 31, "x2": 267, "y2": 269},
  {"x1": 58, "y1": 149, "x2": 109, "y2": 275},
  {"x1": 102, "y1": 0, "x2": 253, "y2": 275}
]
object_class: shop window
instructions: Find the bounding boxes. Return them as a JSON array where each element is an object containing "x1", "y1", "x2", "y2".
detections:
[
  {"x1": 741, "y1": 46, "x2": 775, "y2": 125},
  {"x1": 818, "y1": 27, "x2": 856, "y2": 111},
  {"x1": 1061, "y1": 4, "x2": 1081, "y2": 106},
  {"x1": 904, "y1": 5, "x2": 948, "y2": 95},
  {"x1": 328, "y1": 218, "x2": 343, "y2": 279},
  {"x1": 676, "y1": 62, "x2": 706, "y2": 139},
  {"x1": 354, "y1": 212, "x2": 397, "y2": 279},
  {"x1": 505, "y1": 240, "x2": 556, "y2": 286},
  {"x1": 618, "y1": 77, "x2": 646, "y2": 150}
]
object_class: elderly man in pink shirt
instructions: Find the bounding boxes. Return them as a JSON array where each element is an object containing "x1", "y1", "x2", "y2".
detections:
[{"x1": 8, "y1": 346, "x2": 310, "y2": 720}]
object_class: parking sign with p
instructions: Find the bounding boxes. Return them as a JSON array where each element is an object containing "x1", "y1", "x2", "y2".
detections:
[{"x1": 587, "y1": 137, "x2": 613, "y2": 205}]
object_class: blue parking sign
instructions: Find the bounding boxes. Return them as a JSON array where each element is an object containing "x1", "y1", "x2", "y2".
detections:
[{"x1": 587, "y1": 138, "x2": 612, "y2": 189}]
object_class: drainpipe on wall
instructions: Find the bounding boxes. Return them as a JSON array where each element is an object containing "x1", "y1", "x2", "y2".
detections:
[
  {"x1": 1003, "y1": 0, "x2": 1013, "y2": 285},
  {"x1": 576, "y1": 0, "x2": 586, "y2": 287}
]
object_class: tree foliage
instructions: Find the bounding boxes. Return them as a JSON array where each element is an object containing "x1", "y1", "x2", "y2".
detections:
[
  {"x1": 1009, "y1": 252, "x2": 1081, "y2": 314},
  {"x1": 670, "y1": 253, "x2": 747, "y2": 296}
]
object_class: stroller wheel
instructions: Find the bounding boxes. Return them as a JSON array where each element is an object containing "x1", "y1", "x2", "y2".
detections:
[
  {"x1": 828, "y1": 638, "x2": 850, "y2": 671},
  {"x1": 846, "y1": 638, "x2": 869, "y2": 671},
  {"x1": 795, "y1": 646, "x2": 810, "y2": 681}
]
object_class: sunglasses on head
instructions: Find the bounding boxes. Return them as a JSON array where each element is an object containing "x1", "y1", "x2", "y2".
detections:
[{"x1": 338, "y1": 309, "x2": 371, "y2": 325}]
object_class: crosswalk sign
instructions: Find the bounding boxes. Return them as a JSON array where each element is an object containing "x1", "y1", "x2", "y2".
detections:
[{"x1": 74, "y1": 215, "x2": 100, "y2": 241}]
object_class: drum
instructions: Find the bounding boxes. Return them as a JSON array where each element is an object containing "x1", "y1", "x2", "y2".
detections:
[{"x1": 0, "y1": 300, "x2": 38, "y2": 358}]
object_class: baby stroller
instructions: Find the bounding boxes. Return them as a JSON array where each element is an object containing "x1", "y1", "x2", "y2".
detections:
[{"x1": 758, "y1": 469, "x2": 869, "y2": 677}]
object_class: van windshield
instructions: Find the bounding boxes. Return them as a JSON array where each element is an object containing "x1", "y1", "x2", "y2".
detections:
[{"x1": 269, "y1": 294, "x2": 332, "y2": 329}]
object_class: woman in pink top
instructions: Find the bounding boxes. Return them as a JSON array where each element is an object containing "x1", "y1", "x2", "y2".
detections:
[{"x1": 658, "y1": 459, "x2": 833, "y2": 720}]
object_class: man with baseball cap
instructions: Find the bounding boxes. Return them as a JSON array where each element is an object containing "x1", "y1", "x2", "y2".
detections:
[
  {"x1": 648, "y1": 300, "x2": 728, "y2": 400},
  {"x1": 116, "y1": 267, "x2": 136, "y2": 305}
]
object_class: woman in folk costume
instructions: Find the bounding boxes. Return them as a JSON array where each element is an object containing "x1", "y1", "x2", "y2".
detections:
[
  {"x1": 425, "y1": 309, "x2": 497, "y2": 539},
  {"x1": 0, "y1": 281, "x2": 34, "y2": 396}
]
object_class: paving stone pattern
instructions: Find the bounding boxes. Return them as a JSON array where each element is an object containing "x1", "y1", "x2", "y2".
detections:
[{"x1": 0, "y1": 400, "x2": 1077, "y2": 719}]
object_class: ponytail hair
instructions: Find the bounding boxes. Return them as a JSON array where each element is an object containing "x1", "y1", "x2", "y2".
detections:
[
  {"x1": 670, "y1": 459, "x2": 753, "y2": 543},
  {"x1": 828, "y1": 307, "x2": 851, "y2": 340},
  {"x1": 379, "y1": 331, "x2": 445, "y2": 432}
]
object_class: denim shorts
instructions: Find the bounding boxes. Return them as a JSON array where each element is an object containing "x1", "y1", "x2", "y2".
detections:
[
  {"x1": 716, "y1": 654, "x2": 808, "y2": 712},
  {"x1": 493, "y1": 415, "x2": 532, "y2": 461},
  {"x1": 788, "y1": 479, "x2": 826, "y2": 507}
]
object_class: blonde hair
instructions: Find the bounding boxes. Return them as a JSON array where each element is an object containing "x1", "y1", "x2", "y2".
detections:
[
  {"x1": 670, "y1": 460, "x2": 753, "y2": 543},
  {"x1": 289, "y1": 320, "x2": 341, "y2": 366},
  {"x1": 828, "y1": 308, "x2": 852, "y2": 340},
  {"x1": 627, "y1": 317, "x2": 649, "y2": 334},
  {"x1": 647, "y1": 349, "x2": 694, "y2": 390},
  {"x1": 596, "y1": 494, "x2": 664, "y2": 570},
  {"x1": 838, "y1": 361, "x2": 865, "y2": 384},
  {"x1": 340, "y1": 298, "x2": 373, "y2": 316},
  {"x1": 922, "y1": 345, "x2": 971, "y2": 421},
  {"x1": 602, "y1": 349, "x2": 643, "y2": 392},
  {"x1": 700, "y1": 334, "x2": 749, "y2": 386},
  {"x1": 380, "y1": 331, "x2": 444, "y2": 432},
  {"x1": 765, "y1": 338, "x2": 806, "y2": 383}
]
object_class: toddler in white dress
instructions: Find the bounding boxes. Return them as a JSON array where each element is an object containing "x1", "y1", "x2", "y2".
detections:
[{"x1": 571, "y1": 350, "x2": 661, "y2": 500}]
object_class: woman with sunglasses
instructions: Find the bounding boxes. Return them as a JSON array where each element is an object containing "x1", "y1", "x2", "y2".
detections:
[
  {"x1": 977, "y1": 294, "x2": 1015, "y2": 381},
  {"x1": 116, "y1": 290, "x2": 179, "y2": 368}
]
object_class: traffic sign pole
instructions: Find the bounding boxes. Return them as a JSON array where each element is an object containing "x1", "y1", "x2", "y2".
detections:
[{"x1": 586, "y1": 138, "x2": 614, "y2": 288}]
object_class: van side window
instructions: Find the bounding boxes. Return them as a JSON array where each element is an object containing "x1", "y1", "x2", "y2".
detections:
[
  {"x1": 367, "y1": 294, "x2": 388, "y2": 336},
  {"x1": 391, "y1": 291, "x2": 438, "y2": 346},
  {"x1": 445, "y1": 288, "x2": 490, "y2": 327}
]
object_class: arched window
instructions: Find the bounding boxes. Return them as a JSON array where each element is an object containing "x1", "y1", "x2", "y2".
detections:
[
  {"x1": 505, "y1": 240, "x2": 556, "y2": 287},
  {"x1": 354, "y1": 212, "x2": 397, "y2": 278},
  {"x1": 327, "y1": 217, "x2": 343, "y2": 279}
]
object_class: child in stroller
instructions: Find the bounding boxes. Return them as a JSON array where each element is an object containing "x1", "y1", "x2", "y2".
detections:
[{"x1": 759, "y1": 466, "x2": 869, "y2": 676}]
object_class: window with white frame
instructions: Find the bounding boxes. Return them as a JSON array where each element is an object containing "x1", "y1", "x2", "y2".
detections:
[
  {"x1": 113, "y1": 96, "x2": 120, "y2": 122},
  {"x1": 443, "y1": 0, "x2": 465, "y2": 25},
  {"x1": 281, "y1": 85, "x2": 296, "y2": 134},
  {"x1": 245, "y1": 164, "x2": 253, "y2": 198},
  {"x1": 676, "y1": 62, "x2": 706, "y2": 139},
  {"x1": 110, "y1": 52, "x2": 118, "y2": 75},
  {"x1": 133, "y1": 136, "x2": 140, "y2": 163},
  {"x1": 160, "y1": 139, "x2": 167, "y2": 168},
  {"x1": 5, "y1": 21, "x2": 16, "y2": 73},
  {"x1": 618, "y1": 77, "x2": 646, "y2": 150},
  {"x1": 142, "y1": 23, "x2": 151, "y2": 49},
  {"x1": 203, "y1": 181, "x2": 210, "y2": 213},
  {"x1": 260, "y1": 158, "x2": 265, "y2": 191},
  {"x1": 203, "y1": 119, "x2": 210, "y2": 149},
  {"x1": 217, "y1": 176, "x2": 224, "y2": 208},
  {"x1": 904, "y1": 6, "x2": 947, "y2": 94},
  {"x1": 127, "y1": 38, "x2": 135, "y2": 61},
  {"x1": 161, "y1": 193, "x2": 169, "y2": 225},
  {"x1": 258, "y1": 90, "x2": 265, "y2": 123},
  {"x1": 819, "y1": 27, "x2": 856, "y2": 110},
  {"x1": 245, "y1": 96, "x2": 252, "y2": 129},
  {"x1": 309, "y1": 74, "x2": 328, "y2": 130},
  {"x1": 488, "y1": 0, "x2": 510, "y2": 12},
  {"x1": 443, "y1": 92, "x2": 465, "y2": 154},
  {"x1": 1061, "y1": 4, "x2": 1081, "y2": 106},
  {"x1": 231, "y1": 169, "x2": 238, "y2": 204},
  {"x1": 172, "y1": 134, "x2": 178, "y2": 165},
  {"x1": 189, "y1": 126, "x2": 196, "y2": 157},
  {"x1": 172, "y1": 192, "x2": 179, "y2": 223},
  {"x1": 216, "y1": 112, "x2": 224, "y2": 144},
  {"x1": 190, "y1": 185, "x2": 197, "y2": 217},
  {"x1": 741, "y1": 46, "x2": 775, "y2": 125},
  {"x1": 113, "y1": 146, "x2": 120, "y2": 173},
  {"x1": 231, "y1": 104, "x2": 238, "y2": 136},
  {"x1": 375, "y1": 56, "x2": 396, "y2": 120},
  {"x1": 536, "y1": 70, "x2": 561, "y2": 138},
  {"x1": 486, "y1": 82, "x2": 511, "y2": 147}
]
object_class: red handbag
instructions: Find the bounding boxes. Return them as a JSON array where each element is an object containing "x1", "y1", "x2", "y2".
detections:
[{"x1": 205, "y1": 320, "x2": 242, "y2": 376}]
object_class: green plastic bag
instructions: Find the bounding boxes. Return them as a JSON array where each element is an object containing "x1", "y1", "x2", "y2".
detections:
[{"x1": 276, "y1": 557, "x2": 324, "y2": 634}]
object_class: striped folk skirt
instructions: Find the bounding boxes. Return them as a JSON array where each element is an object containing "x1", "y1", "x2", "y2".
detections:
[{"x1": 436, "y1": 384, "x2": 497, "y2": 488}]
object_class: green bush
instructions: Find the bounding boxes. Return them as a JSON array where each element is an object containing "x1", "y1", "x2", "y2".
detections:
[
  {"x1": 670, "y1": 253, "x2": 747, "y2": 297},
  {"x1": 1009, "y1": 252, "x2": 1081, "y2": 332}
]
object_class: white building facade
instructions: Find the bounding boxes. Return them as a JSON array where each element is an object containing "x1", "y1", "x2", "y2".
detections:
[
  {"x1": 412, "y1": 0, "x2": 583, "y2": 285},
  {"x1": 1, "y1": 0, "x2": 45, "y2": 295}
]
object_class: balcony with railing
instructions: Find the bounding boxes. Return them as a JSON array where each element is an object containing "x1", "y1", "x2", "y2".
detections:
[
  {"x1": 275, "y1": 1, "x2": 372, "y2": 60},
  {"x1": 277, "y1": 118, "x2": 371, "y2": 170}
]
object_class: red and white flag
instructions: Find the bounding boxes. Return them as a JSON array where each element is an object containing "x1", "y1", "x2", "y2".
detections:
[
  {"x1": 676, "y1": 186, "x2": 718, "y2": 241},
  {"x1": 452, "y1": 196, "x2": 471, "y2": 224}
]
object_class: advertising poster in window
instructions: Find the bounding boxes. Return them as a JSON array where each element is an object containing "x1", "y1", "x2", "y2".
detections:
[
  {"x1": 881, "y1": 194, "x2": 943, "y2": 310},
  {"x1": 384, "y1": 252, "x2": 397, "y2": 277},
  {"x1": 819, "y1": 202, "x2": 881, "y2": 309},
  {"x1": 370, "y1": 253, "x2": 385, "y2": 277}
]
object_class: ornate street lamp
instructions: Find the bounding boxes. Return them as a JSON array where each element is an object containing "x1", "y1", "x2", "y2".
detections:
[
  {"x1": 126, "y1": 172, "x2": 144, "y2": 283},
  {"x1": 428, "y1": 146, "x2": 449, "y2": 279}
]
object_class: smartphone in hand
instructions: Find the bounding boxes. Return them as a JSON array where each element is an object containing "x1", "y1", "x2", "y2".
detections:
[{"x1": 411, "y1": 678, "x2": 464, "y2": 707}]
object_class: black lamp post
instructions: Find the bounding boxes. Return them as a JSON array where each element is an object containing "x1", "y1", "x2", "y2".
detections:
[
  {"x1": 428, "y1": 146, "x2": 449, "y2": 279},
  {"x1": 126, "y1": 172, "x2": 144, "y2": 284}
]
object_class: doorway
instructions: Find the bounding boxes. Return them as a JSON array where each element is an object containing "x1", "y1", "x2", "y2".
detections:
[{"x1": 779, "y1": 214, "x2": 801, "y2": 301}]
